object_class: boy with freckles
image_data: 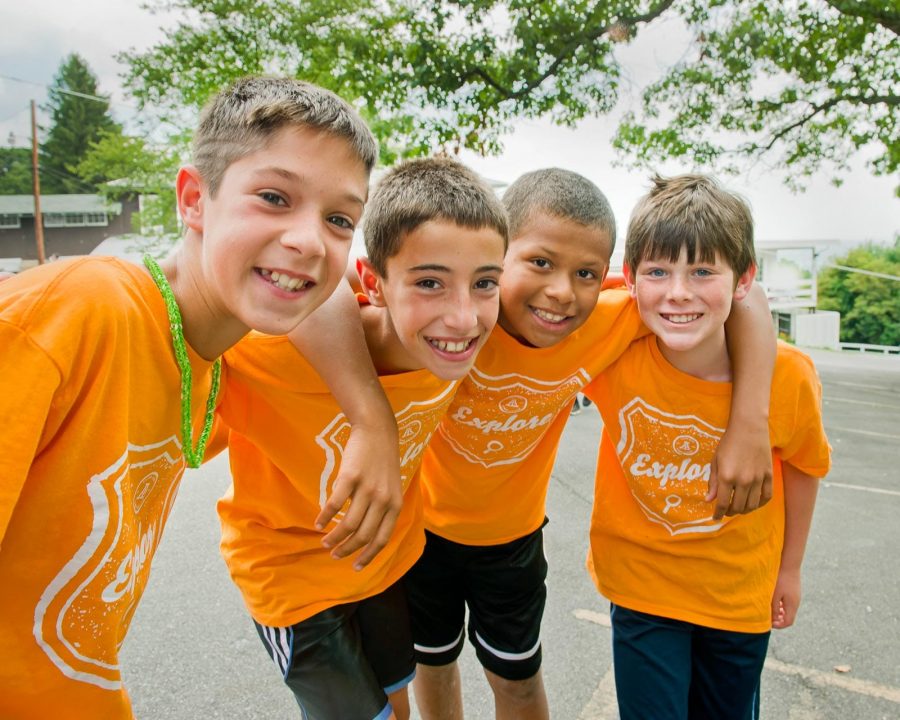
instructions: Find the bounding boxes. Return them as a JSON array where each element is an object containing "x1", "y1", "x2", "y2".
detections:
[
  {"x1": 217, "y1": 157, "x2": 508, "y2": 720},
  {"x1": 584, "y1": 174, "x2": 830, "y2": 719},
  {"x1": 0, "y1": 77, "x2": 402, "y2": 719}
]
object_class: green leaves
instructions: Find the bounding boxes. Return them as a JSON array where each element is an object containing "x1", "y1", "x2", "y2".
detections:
[
  {"x1": 114, "y1": 0, "x2": 897, "y2": 192},
  {"x1": 818, "y1": 240, "x2": 900, "y2": 346},
  {"x1": 618, "y1": 0, "x2": 899, "y2": 190}
]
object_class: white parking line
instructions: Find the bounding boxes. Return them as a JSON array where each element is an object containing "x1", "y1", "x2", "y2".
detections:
[
  {"x1": 826, "y1": 396, "x2": 900, "y2": 410},
  {"x1": 823, "y1": 481, "x2": 900, "y2": 497},
  {"x1": 764, "y1": 658, "x2": 900, "y2": 704},
  {"x1": 825, "y1": 424, "x2": 900, "y2": 440},
  {"x1": 574, "y1": 609, "x2": 900, "y2": 709}
]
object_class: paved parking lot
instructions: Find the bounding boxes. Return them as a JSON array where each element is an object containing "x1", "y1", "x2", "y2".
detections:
[{"x1": 121, "y1": 347, "x2": 900, "y2": 719}]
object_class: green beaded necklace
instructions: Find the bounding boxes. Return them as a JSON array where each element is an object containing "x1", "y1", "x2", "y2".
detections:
[{"x1": 143, "y1": 254, "x2": 221, "y2": 469}]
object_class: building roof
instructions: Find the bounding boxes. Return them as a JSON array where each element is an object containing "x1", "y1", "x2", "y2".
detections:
[{"x1": 0, "y1": 194, "x2": 121, "y2": 215}]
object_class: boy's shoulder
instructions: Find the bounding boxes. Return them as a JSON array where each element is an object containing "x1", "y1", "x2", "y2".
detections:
[
  {"x1": 773, "y1": 340, "x2": 818, "y2": 383},
  {"x1": 1, "y1": 256, "x2": 151, "y2": 316},
  {"x1": 1, "y1": 256, "x2": 160, "y2": 352}
]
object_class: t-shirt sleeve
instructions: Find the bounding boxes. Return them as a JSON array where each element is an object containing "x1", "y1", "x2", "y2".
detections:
[
  {"x1": 0, "y1": 322, "x2": 61, "y2": 545},
  {"x1": 776, "y1": 352, "x2": 832, "y2": 478},
  {"x1": 581, "y1": 289, "x2": 650, "y2": 376}
]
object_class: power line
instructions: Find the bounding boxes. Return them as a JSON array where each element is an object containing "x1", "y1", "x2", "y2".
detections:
[
  {"x1": 0, "y1": 74, "x2": 111, "y2": 104},
  {"x1": 822, "y1": 263, "x2": 900, "y2": 282}
]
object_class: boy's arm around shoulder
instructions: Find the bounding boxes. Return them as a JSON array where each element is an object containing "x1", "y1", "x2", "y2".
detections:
[
  {"x1": 713, "y1": 281, "x2": 776, "y2": 519},
  {"x1": 289, "y1": 280, "x2": 401, "y2": 571}
]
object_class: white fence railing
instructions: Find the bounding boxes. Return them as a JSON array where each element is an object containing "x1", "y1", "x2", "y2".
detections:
[
  {"x1": 758, "y1": 278, "x2": 816, "y2": 309},
  {"x1": 839, "y1": 343, "x2": 900, "y2": 356}
]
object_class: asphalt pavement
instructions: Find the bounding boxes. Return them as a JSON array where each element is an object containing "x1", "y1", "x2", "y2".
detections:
[{"x1": 120, "y1": 347, "x2": 900, "y2": 719}]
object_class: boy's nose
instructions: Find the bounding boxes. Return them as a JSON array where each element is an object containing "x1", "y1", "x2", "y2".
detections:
[
  {"x1": 280, "y1": 221, "x2": 326, "y2": 257},
  {"x1": 545, "y1": 275, "x2": 575, "y2": 303},
  {"x1": 667, "y1": 275, "x2": 692, "y2": 301},
  {"x1": 444, "y1": 293, "x2": 479, "y2": 331}
]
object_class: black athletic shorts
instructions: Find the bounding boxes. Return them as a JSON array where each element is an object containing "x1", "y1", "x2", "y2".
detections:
[
  {"x1": 405, "y1": 522, "x2": 548, "y2": 681},
  {"x1": 254, "y1": 580, "x2": 414, "y2": 720}
]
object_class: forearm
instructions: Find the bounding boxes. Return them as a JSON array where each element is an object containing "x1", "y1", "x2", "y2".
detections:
[
  {"x1": 725, "y1": 281, "x2": 775, "y2": 425},
  {"x1": 290, "y1": 281, "x2": 395, "y2": 430},
  {"x1": 781, "y1": 463, "x2": 820, "y2": 572}
]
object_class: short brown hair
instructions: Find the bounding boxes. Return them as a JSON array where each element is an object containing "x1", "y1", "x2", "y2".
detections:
[
  {"x1": 193, "y1": 76, "x2": 378, "y2": 196},
  {"x1": 363, "y1": 157, "x2": 509, "y2": 276},
  {"x1": 625, "y1": 174, "x2": 756, "y2": 276},
  {"x1": 503, "y1": 168, "x2": 616, "y2": 251}
]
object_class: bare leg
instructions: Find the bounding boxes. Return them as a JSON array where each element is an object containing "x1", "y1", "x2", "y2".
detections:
[
  {"x1": 388, "y1": 686, "x2": 411, "y2": 720},
  {"x1": 413, "y1": 662, "x2": 464, "y2": 720},
  {"x1": 484, "y1": 668, "x2": 549, "y2": 720}
]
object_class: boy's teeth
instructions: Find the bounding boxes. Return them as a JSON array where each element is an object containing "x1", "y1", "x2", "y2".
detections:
[
  {"x1": 533, "y1": 308, "x2": 567, "y2": 323},
  {"x1": 431, "y1": 339, "x2": 471, "y2": 353},
  {"x1": 667, "y1": 314, "x2": 701, "y2": 324},
  {"x1": 263, "y1": 269, "x2": 308, "y2": 292}
]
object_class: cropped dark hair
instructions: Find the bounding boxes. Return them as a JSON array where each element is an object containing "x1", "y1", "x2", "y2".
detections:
[
  {"x1": 503, "y1": 168, "x2": 616, "y2": 252},
  {"x1": 193, "y1": 76, "x2": 378, "y2": 197},
  {"x1": 364, "y1": 157, "x2": 509, "y2": 276}
]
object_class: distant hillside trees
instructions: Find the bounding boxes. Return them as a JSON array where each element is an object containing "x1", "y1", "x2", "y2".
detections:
[
  {"x1": 40, "y1": 53, "x2": 122, "y2": 194},
  {"x1": 818, "y1": 240, "x2": 900, "y2": 347},
  {"x1": 0, "y1": 147, "x2": 32, "y2": 195}
]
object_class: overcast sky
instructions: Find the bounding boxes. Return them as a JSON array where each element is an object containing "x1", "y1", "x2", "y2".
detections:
[{"x1": 2, "y1": 0, "x2": 897, "y2": 249}]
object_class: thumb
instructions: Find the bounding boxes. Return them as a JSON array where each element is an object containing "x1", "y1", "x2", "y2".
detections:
[{"x1": 705, "y1": 457, "x2": 718, "y2": 502}]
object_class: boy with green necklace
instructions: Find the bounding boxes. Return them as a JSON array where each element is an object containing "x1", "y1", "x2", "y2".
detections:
[{"x1": 0, "y1": 76, "x2": 400, "y2": 719}]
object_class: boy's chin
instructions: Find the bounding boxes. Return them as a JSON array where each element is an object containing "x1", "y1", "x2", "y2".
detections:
[{"x1": 426, "y1": 360, "x2": 477, "y2": 381}]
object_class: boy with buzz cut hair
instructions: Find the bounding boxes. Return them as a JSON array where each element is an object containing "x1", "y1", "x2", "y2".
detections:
[
  {"x1": 217, "y1": 156, "x2": 508, "y2": 720},
  {"x1": 407, "y1": 168, "x2": 778, "y2": 720},
  {"x1": 0, "y1": 76, "x2": 404, "y2": 719},
  {"x1": 584, "y1": 174, "x2": 831, "y2": 720}
]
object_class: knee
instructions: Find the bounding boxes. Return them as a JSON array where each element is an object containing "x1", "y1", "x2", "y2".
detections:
[{"x1": 488, "y1": 671, "x2": 544, "y2": 704}]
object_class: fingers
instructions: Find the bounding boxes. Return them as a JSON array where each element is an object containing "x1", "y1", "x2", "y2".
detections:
[
  {"x1": 771, "y1": 597, "x2": 787, "y2": 629},
  {"x1": 346, "y1": 505, "x2": 401, "y2": 570},
  {"x1": 315, "y1": 483, "x2": 351, "y2": 532},
  {"x1": 711, "y1": 469, "x2": 774, "y2": 518}
]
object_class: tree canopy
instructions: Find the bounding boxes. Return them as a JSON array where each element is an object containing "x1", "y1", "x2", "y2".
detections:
[
  {"x1": 817, "y1": 240, "x2": 900, "y2": 347},
  {"x1": 120, "y1": 0, "x2": 897, "y2": 187},
  {"x1": 41, "y1": 53, "x2": 121, "y2": 194},
  {"x1": 0, "y1": 147, "x2": 33, "y2": 195}
]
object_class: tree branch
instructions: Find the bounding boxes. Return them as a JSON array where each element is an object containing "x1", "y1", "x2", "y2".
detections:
[
  {"x1": 461, "y1": 0, "x2": 677, "y2": 100},
  {"x1": 821, "y1": 0, "x2": 900, "y2": 36}
]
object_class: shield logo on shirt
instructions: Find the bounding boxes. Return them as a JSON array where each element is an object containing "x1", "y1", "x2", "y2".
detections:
[
  {"x1": 616, "y1": 397, "x2": 727, "y2": 535},
  {"x1": 34, "y1": 436, "x2": 184, "y2": 689}
]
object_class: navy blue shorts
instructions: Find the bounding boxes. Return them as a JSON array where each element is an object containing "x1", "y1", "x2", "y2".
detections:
[
  {"x1": 405, "y1": 524, "x2": 548, "y2": 681},
  {"x1": 254, "y1": 580, "x2": 414, "y2": 720},
  {"x1": 610, "y1": 604, "x2": 770, "y2": 720}
]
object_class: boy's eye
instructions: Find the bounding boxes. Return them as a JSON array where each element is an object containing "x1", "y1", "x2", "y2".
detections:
[
  {"x1": 647, "y1": 268, "x2": 666, "y2": 278},
  {"x1": 328, "y1": 215, "x2": 355, "y2": 230},
  {"x1": 576, "y1": 269, "x2": 598, "y2": 280},
  {"x1": 531, "y1": 258, "x2": 550, "y2": 269},
  {"x1": 694, "y1": 268, "x2": 713, "y2": 277},
  {"x1": 416, "y1": 278, "x2": 441, "y2": 290},
  {"x1": 259, "y1": 191, "x2": 286, "y2": 206},
  {"x1": 474, "y1": 277, "x2": 500, "y2": 290}
]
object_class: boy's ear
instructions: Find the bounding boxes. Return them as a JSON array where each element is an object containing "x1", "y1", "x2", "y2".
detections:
[
  {"x1": 733, "y1": 263, "x2": 758, "y2": 301},
  {"x1": 356, "y1": 257, "x2": 387, "y2": 307},
  {"x1": 622, "y1": 262, "x2": 638, "y2": 297},
  {"x1": 176, "y1": 165, "x2": 204, "y2": 233}
]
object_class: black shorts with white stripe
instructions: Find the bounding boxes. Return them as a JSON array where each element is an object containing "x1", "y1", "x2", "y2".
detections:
[{"x1": 254, "y1": 580, "x2": 415, "y2": 720}]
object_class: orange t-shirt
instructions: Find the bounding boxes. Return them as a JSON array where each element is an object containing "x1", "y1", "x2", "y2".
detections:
[
  {"x1": 218, "y1": 328, "x2": 457, "y2": 627},
  {"x1": 584, "y1": 338, "x2": 832, "y2": 633},
  {"x1": 0, "y1": 257, "x2": 216, "y2": 719},
  {"x1": 419, "y1": 288, "x2": 646, "y2": 545}
]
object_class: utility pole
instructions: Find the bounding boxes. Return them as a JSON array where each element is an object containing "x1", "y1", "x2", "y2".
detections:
[{"x1": 30, "y1": 100, "x2": 46, "y2": 264}]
